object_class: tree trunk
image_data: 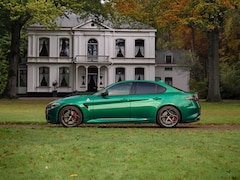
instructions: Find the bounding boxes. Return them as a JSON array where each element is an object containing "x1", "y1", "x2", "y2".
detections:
[
  {"x1": 2, "y1": 23, "x2": 21, "y2": 98},
  {"x1": 191, "y1": 27, "x2": 195, "y2": 52},
  {"x1": 206, "y1": 30, "x2": 222, "y2": 102}
]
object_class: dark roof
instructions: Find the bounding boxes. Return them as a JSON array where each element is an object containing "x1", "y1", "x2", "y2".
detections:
[{"x1": 30, "y1": 12, "x2": 155, "y2": 30}]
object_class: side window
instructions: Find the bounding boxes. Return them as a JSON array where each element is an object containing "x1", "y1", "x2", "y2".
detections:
[
  {"x1": 156, "y1": 84, "x2": 166, "y2": 93},
  {"x1": 135, "y1": 82, "x2": 166, "y2": 94},
  {"x1": 108, "y1": 83, "x2": 132, "y2": 96}
]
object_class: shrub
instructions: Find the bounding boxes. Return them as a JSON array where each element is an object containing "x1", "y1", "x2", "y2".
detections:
[
  {"x1": 0, "y1": 50, "x2": 8, "y2": 95},
  {"x1": 189, "y1": 78, "x2": 208, "y2": 99}
]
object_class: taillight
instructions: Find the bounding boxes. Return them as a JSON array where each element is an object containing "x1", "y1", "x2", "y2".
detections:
[
  {"x1": 186, "y1": 97, "x2": 198, "y2": 101},
  {"x1": 186, "y1": 95, "x2": 199, "y2": 101}
]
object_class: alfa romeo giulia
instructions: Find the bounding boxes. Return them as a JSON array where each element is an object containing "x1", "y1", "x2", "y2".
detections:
[{"x1": 46, "y1": 80, "x2": 200, "y2": 128}]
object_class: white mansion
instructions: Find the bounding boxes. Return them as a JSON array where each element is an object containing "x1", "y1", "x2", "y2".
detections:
[{"x1": 18, "y1": 13, "x2": 190, "y2": 96}]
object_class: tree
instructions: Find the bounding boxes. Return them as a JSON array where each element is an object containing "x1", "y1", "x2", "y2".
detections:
[
  {"x1": 191, "y1": 1, "x2": 225, "y2": 101},
  {"x1": 184, "y1": 0, "x2": 240, "y2": 101},
  {"x1": 107, "y1": 0, "x2": 240, "y2": 101},
  {"x1": 0, "y1": 0, "x2": 104, "y2": 98},
  {"x1": 0, "y1": 49, "x2": 8, "y2": 95},
  {"x1": 0, "y1": 25, "x2": 10, "y2": 95},
  {"x1": 0, "y1": 0, "x2": 65, "y2": 98}
]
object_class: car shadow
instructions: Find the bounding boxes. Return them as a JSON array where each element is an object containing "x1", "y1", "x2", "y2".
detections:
[{"x1": 48, "y1": 123, "x2": 198, "y2": 129}]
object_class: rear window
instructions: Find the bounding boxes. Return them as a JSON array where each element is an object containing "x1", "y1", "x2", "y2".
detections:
[{"x1": 135, "y1": 82, "x2": 166, "y2": 94}]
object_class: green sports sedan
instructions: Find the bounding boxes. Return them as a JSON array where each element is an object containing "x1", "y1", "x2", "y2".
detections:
[{"x1": 46, "y1": 80, "x2": 200, "y2": 128}]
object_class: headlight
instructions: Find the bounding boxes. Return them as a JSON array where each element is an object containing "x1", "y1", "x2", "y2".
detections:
[{"x1": 46, "y1": 102, "x2": 60, "y2": 109}]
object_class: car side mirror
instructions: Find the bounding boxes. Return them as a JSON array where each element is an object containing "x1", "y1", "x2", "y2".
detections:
[{"x1": 101, "y1": 91, "x2": 108, "y2": 97}]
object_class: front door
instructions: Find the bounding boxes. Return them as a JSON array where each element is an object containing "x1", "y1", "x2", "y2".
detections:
[
  {"x1": 92, "y1": 82, "x2": 133, "y2": 121},
  {"x1": 87, "y1": 67, "x2": 98, "y2": 92}
]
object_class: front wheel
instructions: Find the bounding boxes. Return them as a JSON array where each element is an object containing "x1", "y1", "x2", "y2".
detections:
[
  {"x1": 59, "y1": 106, "x2": 83, "y2": 127},
  {"x1": 157, "y1": 106, "x2": 180, "y2": 128}
]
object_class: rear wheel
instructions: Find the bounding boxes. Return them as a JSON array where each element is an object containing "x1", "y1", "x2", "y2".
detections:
[
  {"x1": 59, "y1": 106, "x2": 82, "y2": 127},
  {"x1": 157, "y1": 106, "x2": 180, "y2": 128}
]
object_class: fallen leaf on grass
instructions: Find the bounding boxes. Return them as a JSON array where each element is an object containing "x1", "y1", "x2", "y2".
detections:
[{"x1": 70, "y1": 174, "x2": 78, "y2": 177}]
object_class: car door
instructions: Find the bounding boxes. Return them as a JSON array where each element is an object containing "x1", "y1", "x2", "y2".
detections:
[
  {"x1": 92, "y1": 82, "x2": 133, "y2": 121},
  {"x1": 130, "y1": 82, "x2": 166, "y2": 121}
]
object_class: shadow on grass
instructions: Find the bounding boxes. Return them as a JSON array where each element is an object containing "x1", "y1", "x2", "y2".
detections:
[
  {"x1": 1, "y1": 123, "x2": 240, "y2": 130},
  {"x1": 47, "y1": 123, "x2": 240, "y2": 130}
]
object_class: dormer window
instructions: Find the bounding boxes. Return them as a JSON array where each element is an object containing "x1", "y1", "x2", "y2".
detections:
[
  {"x1": 116, "y1": 39, "x2": 125, "y2": 57},
  {"x1": 165, "y1": 55, "x2": 173, "y2": 64},
  {"x1": 39, "y1": 38, "x2": 49, "y2": 57},
  {"x1": 135, "y1": 39, "x2": 144, "y2": 57},
  {"x1": 60, "y1": 38, "x2": 69, "y2": 57}
]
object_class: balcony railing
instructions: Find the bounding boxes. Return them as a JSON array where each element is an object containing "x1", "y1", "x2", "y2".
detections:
[{"x1": 74, "y1": 55, "x2": 109, "y2": 63}]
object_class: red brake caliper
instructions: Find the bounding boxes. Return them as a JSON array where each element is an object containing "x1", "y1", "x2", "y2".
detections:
[{"x1": 72, "y1": 111, "x2": 78, "y2": 121}]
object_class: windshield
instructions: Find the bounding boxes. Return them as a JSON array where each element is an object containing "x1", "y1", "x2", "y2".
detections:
[{"x1": 93, "y1": 86, "x2": 109, "y2": 96}]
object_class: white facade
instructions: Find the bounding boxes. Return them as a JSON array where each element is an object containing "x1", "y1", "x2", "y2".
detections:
[
  {"x1": 22, "y1": 14, "x2": 190, "y2": 96},
  {"x1": 155, "y1": 50, "x2": 191, "y2": 92}
]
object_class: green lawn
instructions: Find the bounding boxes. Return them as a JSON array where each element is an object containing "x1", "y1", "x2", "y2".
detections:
[
  {"x1": 0, "y1": 99, "x2": 239, "y2": 125},
  {"x1": 0, "y1": 99, "x2": 239, "y2": 179},
  {"x1": 0, "y1": 126, "x2": 240, "y2": 180},
  {"x1": 199, "y1": 100, "x2": 240, "y2": 125},
  {"x1": 0, "y1": 99, "x2": 49, "y2": 124}
]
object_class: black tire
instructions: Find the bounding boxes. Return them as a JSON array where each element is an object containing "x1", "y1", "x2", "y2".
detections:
[
  {"x1": 156, "y1": 106, "x2": 180, "y2": 128},
  {"x1": 59, "y1": 106, "x2": 83, "y2": 127}
]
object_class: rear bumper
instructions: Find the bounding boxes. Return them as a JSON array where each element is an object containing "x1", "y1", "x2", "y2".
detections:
[{"x1": 193, "y1": 115, "x2": 200, "y2": 122}]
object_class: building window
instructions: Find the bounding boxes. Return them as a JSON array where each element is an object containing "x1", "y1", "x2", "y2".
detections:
[
  {"x1": 165, "y1": 67, "x2": 173, "y2": 71},
  {"x1": 165, "y1": 55, "x2": 173, "y2": 64},
  {"x1": 165, "y1": 77, "x2": 172, "y2": 86},
  {"x1": 88, "y1": 39, "x2": 98, "y2": 57},
  {"x1": 19, "y1": 69, "x2": 27, "y2": 87},
  {"x1": 135, "y1": 68, "x2": 144, "y2": 80},
  {"x1": 116, "y1": 68, "x2": 125, "y2": 82},
  {"x1": 39, "y1": 38, "x2": 49, "y2": 56},
  {"x1": 60, "y1": 38, "x2": 69, "y2": 56},
  {"x1": 155, "y1": 77, "x2": 161, "y2": 81},
  {"x1": 116, "y1": 39, "x2": 125, "y2": 57},
  {"x1": 135, "y1": 39, "x2": 144, "y2": 57},
  {"x1": 39, "y1": 67, "x2": 49, "y2": 87},
  {"x1": 59, "y1": 67, "x2": 69, "y2": 87}
]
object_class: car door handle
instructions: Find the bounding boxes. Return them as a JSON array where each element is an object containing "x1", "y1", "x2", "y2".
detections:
[
  {"x1": 122, "y1": 99, "x2": 129, "y2": 102},
  {"x1": 153, "y1": 97, "x2": 161, "y2": 100}
]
